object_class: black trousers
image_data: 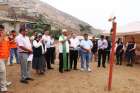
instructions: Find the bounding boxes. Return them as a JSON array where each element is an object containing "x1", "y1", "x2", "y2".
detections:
[
  {"x1": 50, "y1": 47, "x2": 56, "y2": 64},
  {"x1": 126, "y1": 52, "x2": 135, "y2": 65},
  {"x1": 70, "y1": 50, "x2": 78, "y2": 69},
  {"x1": 98, "y1": 49, "x2": 106, "y2": 67},
  {"x1": 59, "y1": 53, "x2": 69, "y2": 72},
  {"x1": 105, "y1": 50, "x2": 110, "y2": 63},
  {"x1": 116, "y1": 52, "x2": 123, "y2": 65},
  {"x1": 45, "y1": 48, "x2": 52, "y2": 69}
]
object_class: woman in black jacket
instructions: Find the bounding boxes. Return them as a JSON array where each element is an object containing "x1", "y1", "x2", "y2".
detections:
[
  {"x1": 32, "y1": 33, "x2": 46, "y2": 74},
  {"x1": 116, "y1": 38, "x2": 124, "y2": 65},
  {"x1": 125, "y1": 37, "x2": 136, "y2": 67}
]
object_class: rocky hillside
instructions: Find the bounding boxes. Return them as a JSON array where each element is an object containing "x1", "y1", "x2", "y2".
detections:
[{"x1": 7, "y1": 0, "x2": 102, "y2": 34}]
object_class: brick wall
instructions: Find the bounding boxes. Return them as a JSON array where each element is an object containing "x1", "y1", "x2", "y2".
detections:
[{"x1": 123, "y1": 34, "x2": 140, "y2": 63}]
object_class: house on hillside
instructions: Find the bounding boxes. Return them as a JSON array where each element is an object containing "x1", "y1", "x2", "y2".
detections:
[
  {"x1": 0, "y1": 16, "x2": 35, "y2": 33},
  {"x1": 0, "y1": 0, "x2": 37, "y2": 33},
  {"x1": 0, "y1": 0, "x2": 9, "y2": 15}
]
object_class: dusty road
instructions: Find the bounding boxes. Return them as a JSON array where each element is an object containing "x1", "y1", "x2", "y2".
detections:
[{"x1": 6, "y1": 61, "x2": 140, "y2": 93}]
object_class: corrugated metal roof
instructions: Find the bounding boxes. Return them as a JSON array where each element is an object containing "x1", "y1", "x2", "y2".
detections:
[
  {"x1": 0, "y1": 16, "x2": 14, "y2": 21},
  {"x1": 0, "y1": 16, "x2": 35, "y2": 23}
]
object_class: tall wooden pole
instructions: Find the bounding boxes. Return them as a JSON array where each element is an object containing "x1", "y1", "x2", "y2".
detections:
[{"x1": 108, "y1": 17, "x2": 117, "y2": 91}]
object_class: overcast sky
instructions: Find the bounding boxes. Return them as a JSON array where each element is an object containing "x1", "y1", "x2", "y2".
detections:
[{"x1": 40, "y1": 0, "x2": 139, "y2": 30}]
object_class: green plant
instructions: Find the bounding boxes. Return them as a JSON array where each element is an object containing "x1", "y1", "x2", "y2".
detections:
[
  {"x1": 31, "y1": 14, "x2": 50, "y2": 33},
  {"x1": 50, "y1": 28, "x2": 61, "y2": 40},
  {"x1": 31, "y1": 14, "x2": 62, "y2": 39},
  {"x1": 79, "y1": 24, "x2": 91, "y2": 33}
]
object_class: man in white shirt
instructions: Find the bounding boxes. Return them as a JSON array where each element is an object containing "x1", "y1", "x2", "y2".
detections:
[
  {"x1": 80, "y1": 33, "x2": 93, "y2": 72},
  {"x1": 97, "y1": 35, "x2": 108, "y2": 68},
  {"x1": 69, "y1": 33, "x2": 80, "y2": 70},
  {"x1": 50, "y1": 36, "x2": 56, "y2": 64},
  {"x1": 16, "y1": 28, "x2": 33, "y2": 84},
  {"x1": 42, "y1": 31, "x2": 53, "y2": 69},
  {"x1": 58, "y1": 29, "x2": 70, "y2": 73}
]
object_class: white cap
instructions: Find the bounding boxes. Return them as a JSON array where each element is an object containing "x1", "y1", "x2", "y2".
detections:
[{"x1": 62, "y1": 29, "x2": 67, "y2": 32}]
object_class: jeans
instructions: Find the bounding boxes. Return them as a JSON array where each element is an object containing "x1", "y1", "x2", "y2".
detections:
[
  {"x1": 10, "y1": 48, "x2": 19, "y2": 64},
  {"x1": 79, "y1": 48, "x2": 83, "y2": 67},
  {"x1": 81, "y1": 52, "x2": 91, "y2": 69},
  {"x1": 0, "y1": 59, "x2": 7, "y2": 91}
]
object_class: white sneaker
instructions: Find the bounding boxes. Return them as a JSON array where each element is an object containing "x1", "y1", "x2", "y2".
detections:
[
  {"x1": 87, "y1": 68, "x2": 91, "y2": 72},
  {"x1": 6, "y1": 81, "x2": 12, "y2": 87},
  {"x1": 1, "y1": 87, "x2": 8, "y2": 92},
  {"x1": 80, "y1": 68, "x2": 85, "y2": 71},
  {"x1": 0, "y1": 82, "x2": 12, "y2": 88}
]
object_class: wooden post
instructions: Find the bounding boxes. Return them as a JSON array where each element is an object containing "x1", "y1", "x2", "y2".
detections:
[{"x1": 108, "y1": 19, "x2": 117, "y2": 91}]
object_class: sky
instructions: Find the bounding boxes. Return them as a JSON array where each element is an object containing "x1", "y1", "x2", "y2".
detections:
[{"x1": 40, "y1": 0, "x2": 140, "y2": 31}]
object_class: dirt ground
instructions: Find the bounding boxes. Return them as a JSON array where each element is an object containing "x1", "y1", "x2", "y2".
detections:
[{"x1": 6, "y1": 60, "x2": 140, "y2": 93}]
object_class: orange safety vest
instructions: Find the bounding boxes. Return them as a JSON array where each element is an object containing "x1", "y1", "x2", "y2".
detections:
[{"x1": 0, "y1": 37, "x2": 10, "y2": 59}]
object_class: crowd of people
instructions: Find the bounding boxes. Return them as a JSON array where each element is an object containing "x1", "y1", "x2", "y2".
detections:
[{"x1": 0, "y1": 24, "x2": 137, "y2": 93}]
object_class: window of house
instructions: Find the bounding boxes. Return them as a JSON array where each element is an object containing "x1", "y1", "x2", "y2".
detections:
[{"x1": 0, "y1": 0, "x2": 8, "y2": 3}]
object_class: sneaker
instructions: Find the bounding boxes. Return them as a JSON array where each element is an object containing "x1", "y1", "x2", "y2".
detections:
[
  {"x1": 1, "y1": 91, "x2": 13, "y2": 93},
  {"x1": 25, "y1": 78, "x2": 34, "y2": 81},
  {"x1": 6, "y1": 81, "x2": 12, "y2": 87},
  {"x1": 20, "y1": 80, "x2": 28, "y2": 84},
  {"x1": 59, "y1": 70, "x2": 63, "y2": 73},
  {"x1": 116, "y1": 63, "x2": 119, "y2": 65},
  {"x1": 129, "y1": 64, "x2": 133, "y2": 67},
  {"x1": 39, "y1": 72, "x2": 45, "y2": 75},
  {"x1": 48, "y1": 67, "x2": 54, "y2": 70},
  {"x1": 87, "y1": 68, "x2": 91, "y2": 72},
  {"x1": 80, "y1": 68, "x2": 85, "y2": 71},
  {"x1": 1, "y1": 87, "x2": 8, "y2": 92},
  {"x1": 59, "y1": 71, "x2": 63, "y2": 73},
  {"x1": 103, "y1": 65, "x2": 106, "y2": 68},
  {"x1": 74, "y1": 68, "x2": 78, "y2": 70}
]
